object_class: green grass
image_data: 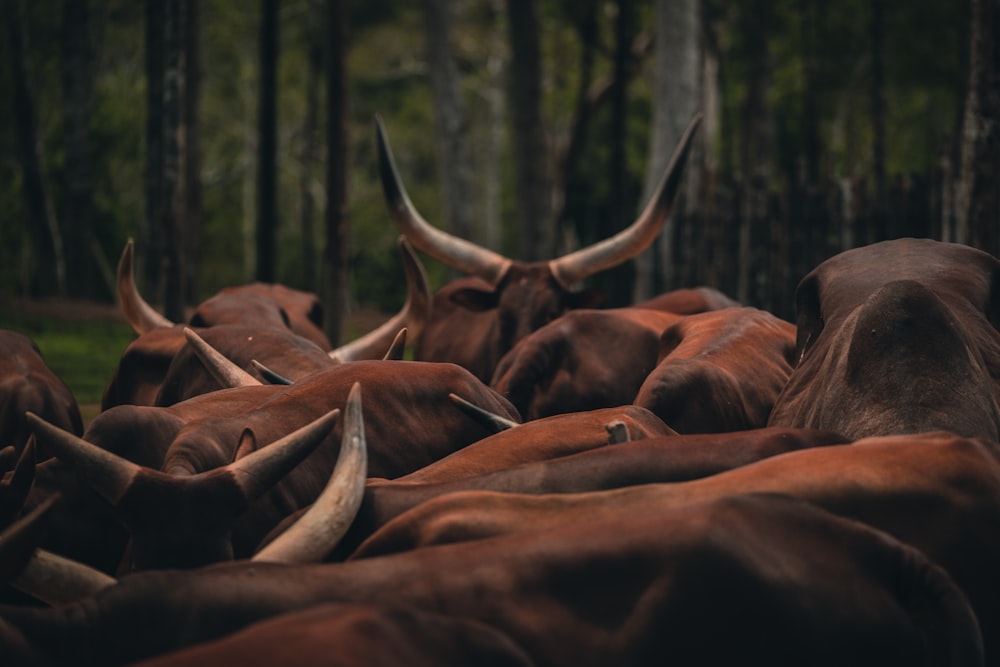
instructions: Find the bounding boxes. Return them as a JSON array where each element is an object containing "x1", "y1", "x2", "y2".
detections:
[{"x1": 0, "y1": 302, "x2": 135, "y2": 410}]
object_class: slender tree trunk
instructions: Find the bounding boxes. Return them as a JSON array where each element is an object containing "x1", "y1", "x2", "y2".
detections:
[
  {"x1": 604, "y1": 0, "x2": 633, "y2": 306},
  {"x1": 323, "y1": 0, "x2": 350, "y2": 346},
  {"x1": 162, "y1": 0, "x2": 184, "y2": 321},
  {"x1": 483, "y1": 0, "x2": 506, "y2": 250},
  {"x1": 424, "y1": 0, "x2": 476, "y2": 262},
  {"x1": 506, "y1": 0, "x2": 552, "y2": 260},
  {"x1": 956, "y1": 0, "x2": 1000, "y2": 257},
  {"x1": 737, "y1": 0, "x2": 772, "y2": 306},
  {"x1": 181, "y1": 0, "x2": 202, "y2": 305},
  {"x1": 257, "y1": 0, "x2": 279, "y2": 283},
  {"x1": 299, "y1": 0, "x2": 323, "y2": 289},
  {"x1": 144, "y1": 0, "x2": 165, "y2": 304},
  {"x1": 6, "y1": 0, "x2": 65, "y2": 297},
  {"x1": 633, "y1": 0, "x2": 700, "y2": 301},
  {"x1": 870, "y1": 0, "x2": 888, "y2": 243},
  {"x1": 61, "y1": 0, "x2": 98, "y2": 299}
]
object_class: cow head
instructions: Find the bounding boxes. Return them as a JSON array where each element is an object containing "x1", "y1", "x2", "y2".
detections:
[
  {"x1": 769, "y1": 238, "x2": 1000, "y2": 440},
  {"x1": 376, "y1": 113, "x2": 702, "y2": 378}
]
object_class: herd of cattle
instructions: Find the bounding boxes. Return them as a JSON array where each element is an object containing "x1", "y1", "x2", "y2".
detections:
[{"x1": 1, "y1": 115, "x2": 999, "y2": 665}]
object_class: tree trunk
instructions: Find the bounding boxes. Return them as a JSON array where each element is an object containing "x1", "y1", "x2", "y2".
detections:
[
  {"x1": 257, "y1": 0, "x2": 279, "y2": 283},
  {"x1": 144, "y1": 0, "x2": 166, "y2": 304},
  {"x1": 424, "y1": 0, "x2": 476, "y2": 262},
  {"x1": 181, "y1": 0, "x2": 202, "y2": 306},
  {"x1": 604, "y1": 0, "x2": 633, "y2": 306},
  {"x1": 6, "y1": 0, "x2": 65, "y2": 297},
  {"x1": 870, "y1": 0, "x2": 888, "y2": 243},
  {"x1": 955, "y1": 0, "x2": 1000, "y2": 257},
  {"x1": 506, "y1": 0, "x2": 552, "y2": 260},
  {"x1": 323, "y1": 0, "x2": 350, "y2": 346},
  {"x1": 61, "y1": 0, "x2": 99, "y2": 300},
  {"x1": 633, "y1": 0, "x2": 701, "y2": 301},
  {"x1": 299, "y1": 0, "x2": 323, "y2": 289},
  {"x1": 162, "y1": 0, "x2": 184, "y2": 321}
]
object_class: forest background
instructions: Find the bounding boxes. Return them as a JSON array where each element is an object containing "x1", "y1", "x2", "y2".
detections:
[{"x1": 1, "y1": 0, "x2": 997, "y2": 343}]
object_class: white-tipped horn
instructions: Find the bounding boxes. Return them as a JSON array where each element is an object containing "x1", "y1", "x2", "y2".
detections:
[
  {"x1": 116, "y1": 238, "x2": 175, "y2": 335},
  {"x1": 253, "y1": 382, "x2": 367, "y2": 563},
  {"x1": 549, "y1": 112, "x2": 703, "y2": 287},
  {"x1": 184, "y1": 328, "x2": 262, "y2": 388},
  {"x1": 376, "y1": 116, "x2": 512, "y2": 285},
  {"x1": 448, "y1": 393, "x2": 519, "y2": 433}
]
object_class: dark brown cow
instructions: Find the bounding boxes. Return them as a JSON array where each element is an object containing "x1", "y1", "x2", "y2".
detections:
[
  {"x1": 30, "y1": 360, "x2": 519, "y2": 571},
  {"x1": 0, "y1": 493, "x2": 982, "y2": 666},
  {"x1": 329, "y1": 426, "x2": 846, "y2": 560},
  {"x1": 490, "y1": 307, "x2": 683, "y2": 419},
  {"x1": 131, "y1": 603, "x2": 534, "y2": 667},
  {"x1": 633, "y1": 307, "x2": 796, "y2": 433},
  {"x1": 352, "y1": 431, "x2": 1000, "y2": 665},
  {"x1": 0, "y1": 331, "x2": 83, "y2": 458},
  {"x1": 633, "y1": 285, "x2": 740, "y2": 314},
  {"x1": 378, "y1": 113, "x2": 702, "y2": 382},
  {"x1": 768, "y1": 238, "x2": 1000, "y2": 440}
]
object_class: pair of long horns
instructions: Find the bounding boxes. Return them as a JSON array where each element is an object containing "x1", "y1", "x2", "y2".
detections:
[
  {"x1": 116, "y1": 237, "x2": 431, "y2": 361},
  {"x1": 377, "y1": 111, "x2": 703, "y2": 288}
]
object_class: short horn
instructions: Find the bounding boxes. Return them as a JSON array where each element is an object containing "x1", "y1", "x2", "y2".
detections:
[
  {"x1": 116, "y1": 238, "x2": 175, "y2": 334},
  {"x1": 229, "y1": 407, "x2": 341, "y2": 501},
  {"x1": 27, "y1": 412, "x2": 140, "y2": 506},
  {"x1": 184, "y1": 328, "x2": 262, "y2": 388},
  {"x1": 448, "y1": 393, "x2": 519, "y2": 433},
  {"x1": 549, "y1": 112, "x2": 703, "y2": 287},
  {"x1": 253, "y1": 382, "x2": 367, "y2": 563},
  {"x1": 329, "y1": 238, "x2": 429, "y2": 362},
  {"x1": 12, "y1": 548, "x2": 118, "y2": 606},
  {"x1": 251, "y1": 360, "x2": 294, "y2": 385},
  {"x1": 376, "y1": 115, "x2": 512, "y2": 285}
]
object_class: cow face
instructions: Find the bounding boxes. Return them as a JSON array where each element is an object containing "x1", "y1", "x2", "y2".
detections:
[{"x1": 769, "y1": 238, "x2": 1000, "y2": 440}]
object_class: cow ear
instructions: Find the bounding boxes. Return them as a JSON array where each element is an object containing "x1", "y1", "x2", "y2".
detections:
[
  {"x1": 567, "y1": 288, "x2": 605, "y2": 309},
  {"x1": 449, "y1": 286, "x2": 500, "y2": 312},
  {"x1": 232, "y1": 429, "x2": 258, "y2": 463},
  {"x1": 656, "y1": 323, "x2": 685, "y2": 364},
  {"x1": 793, "y1": 274, "x2": 823, "y2": 365}
]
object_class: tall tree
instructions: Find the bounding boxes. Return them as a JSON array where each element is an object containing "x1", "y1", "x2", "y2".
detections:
[
  {"x1": 162, "y1": 0, "x2": 184, "y2": 321},
  {"x1": 299, "y1": 0, "x2": 323, "y2": 289},
  {"x1": 323, "y1": 0, "x2": 350, "y2": 345},
  {"x1": 633, "y1": 0, "x2": 701, "y2": 301},
  {"x1": 424, "y1": 0, "x2": 476, "y2": 263},
  {"x1": 257, "y1": 0, "x2": 279, "y2": 283},
  {"x1": 181, "y1": 0, "x2": 202, "y2": 306},
  {"x1": 143, "y1": 0, "x2": 165, "y2": 305},
  {"x1": 870, "y1": 0, "x2": 887, "y2": 243},
  {"x1": 6, "y1": 0, "x2": 65, "y2": 296},
  {"x1": 506, "y1": 0, "x2": 552, "y2": 260},
  {"x1": 955, "y1": 0, "x2": 999, "y2": 257},
  {"x1": 605, "y1": 0, "x2": 634, "y2": 306},
  {"x1": 61, "y1": 0, "x2": 99, "y2": 299}
]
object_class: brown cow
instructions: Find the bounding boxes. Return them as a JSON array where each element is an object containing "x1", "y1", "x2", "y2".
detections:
[
  {"x1": 633, "y1": 307, "x2": 796, "y2": 432},
  {"x1": 351, "y1": 431, "x2": 1000, "y2": 665},
  {"x1": 0, "y1": 330, "x2": 83, "y2": 459},
  {"x1": 490, "y1": 307, "x2": 683, "y2": 419},
  {"x1": 768, "y1": 238, "x2": 1000, "y2": 440},
  {"x1": 378, "y1": 113, "x2": 702, "y2": 382},
  {"x1": 0, "y1": 492, "x2": 981, "y2": 666}
]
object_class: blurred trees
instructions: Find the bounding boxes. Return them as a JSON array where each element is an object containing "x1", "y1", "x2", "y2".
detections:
[{"x1": 0, "y1": 0, "x2": 989, "y2": 320}]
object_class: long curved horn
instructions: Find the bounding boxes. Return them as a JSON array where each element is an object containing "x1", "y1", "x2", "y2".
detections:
[
  {"x1": 0, "y1": 437, "x2": 37, "y2": 526},
  {"x1": 13, "y1": 548, "x2": 118, "y2": 606},
  {"x1": 229, "y1": 407, "x2": 342, "y2": 501},
  {"x1": 549, "y1": 112, "x2": 704, "y2": 287},
  {"x1": 329, "y1": 238, "x2": 430, "y2": 362},
  {"x1": 253, "y1": 382, "x2": 367, "y2": 563},
  {"x1": 116, "y1": 238, "x2": 175, "y2": 334},
  {"x1": 26, "y1": 412, "x2": 140, "y2": 506},
  {"x1": 376, "y1": 115, "x2": 512, "y2": 286},
  {"x1": 184, "y1": 328, "x2": 262, "y2": 388}
]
